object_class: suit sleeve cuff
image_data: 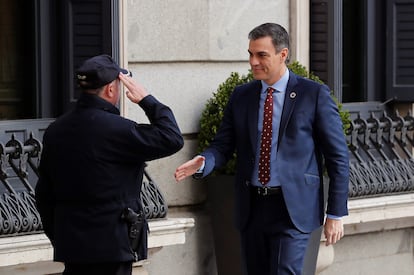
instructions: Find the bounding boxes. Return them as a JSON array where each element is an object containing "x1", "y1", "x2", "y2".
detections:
[
  {"x1": 326, "y1": 214, "x2": 343, "y2": 220},
  {"x1": 192, "y1": 156, "x2": 205, "y2": 179}
]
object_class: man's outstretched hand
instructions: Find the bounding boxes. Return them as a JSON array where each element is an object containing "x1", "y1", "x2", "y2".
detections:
[{"x1": 174, "y1": 156, "x2": 205, "y2": 182}]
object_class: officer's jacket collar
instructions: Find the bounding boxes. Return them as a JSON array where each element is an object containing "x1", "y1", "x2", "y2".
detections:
[{"x1": 76, "y1": 93, "x2": 120, "y2": 115}]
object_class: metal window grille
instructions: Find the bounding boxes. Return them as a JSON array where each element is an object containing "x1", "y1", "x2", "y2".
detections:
[{"x1": 345, "y1": 102, "x2": 414, "y2": 198}]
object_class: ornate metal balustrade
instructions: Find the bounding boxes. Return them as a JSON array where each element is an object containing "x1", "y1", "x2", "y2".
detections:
[
  {"x1": 345, "y1": 103, "x2": 414, "y2": 198},
  {"x1": 0, "y1": 119, "x2": 167, "y2": 236}
]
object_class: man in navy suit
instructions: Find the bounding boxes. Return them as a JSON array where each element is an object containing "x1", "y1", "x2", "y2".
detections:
[
  {"x1": 35, "y1": 55, "x2": 183, "y2": 275},
  {"x1": 175, "y1": 23, "x2": 349, "y2": 274}
]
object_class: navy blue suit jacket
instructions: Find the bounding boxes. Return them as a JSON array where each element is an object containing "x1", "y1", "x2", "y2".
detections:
[
  {"x1": 35, "y1": 93, "x2": 183, "y2": 263},
  {"x1": 200, "y1": 71, "x2": 349, "y2": 233}
]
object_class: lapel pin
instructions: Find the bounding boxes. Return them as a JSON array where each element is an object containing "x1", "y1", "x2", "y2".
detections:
[{"x1": 289, "y1": 91, "x2": 296, "y2": 99}]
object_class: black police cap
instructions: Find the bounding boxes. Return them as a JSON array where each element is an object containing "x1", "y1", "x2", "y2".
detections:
[{"x1": 76, "y1": 54, "x2": 131, "y2": 89}]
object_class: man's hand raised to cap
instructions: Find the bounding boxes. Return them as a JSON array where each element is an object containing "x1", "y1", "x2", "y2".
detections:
[{"x1": 119, "y1": 73, "x2": 149, "y2": 104}]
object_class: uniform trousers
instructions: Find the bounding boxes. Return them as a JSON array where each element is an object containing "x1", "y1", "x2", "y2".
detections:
[{"x1": 240, "y1": 189, "x2": 311, "y2": 275}]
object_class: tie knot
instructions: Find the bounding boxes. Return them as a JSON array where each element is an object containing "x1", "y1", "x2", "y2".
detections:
[{"x1": 266, "y1": 87, "x2": 275, "y2": 95}]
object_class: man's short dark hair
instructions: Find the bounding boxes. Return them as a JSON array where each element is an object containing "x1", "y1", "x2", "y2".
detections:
[{"x1": 248, "y1": 23, "x2": 290, "y2": 54}]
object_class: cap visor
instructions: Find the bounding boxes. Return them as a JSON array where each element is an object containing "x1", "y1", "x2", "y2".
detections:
[{"x1": 121, "y1": 68, "x2": 132, "y2": 77}]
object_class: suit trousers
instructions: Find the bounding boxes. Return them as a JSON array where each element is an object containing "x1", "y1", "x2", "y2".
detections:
[
  {"x1": 63, "y1": 261, "x2": 132, "y2": 275},
  {"x1": 240, "y1": 190, "x2": 311, "y2": 275}
]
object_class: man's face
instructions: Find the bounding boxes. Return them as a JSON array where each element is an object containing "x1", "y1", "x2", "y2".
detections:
[{"x1": 248, "y1": 36, "x2": 288, "y2": 85}]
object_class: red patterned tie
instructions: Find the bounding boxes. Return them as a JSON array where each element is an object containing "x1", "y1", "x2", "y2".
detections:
[{"x1": 258, "y1": 87, "x2": 274, "y2": 185}]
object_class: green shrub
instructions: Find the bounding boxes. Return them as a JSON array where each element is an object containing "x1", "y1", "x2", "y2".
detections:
[{"x1": 197, "y1": 61, "x2": 350, "y2": 175}]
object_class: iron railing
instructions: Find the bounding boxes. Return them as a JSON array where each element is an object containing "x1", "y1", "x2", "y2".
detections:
[
  {"x1": 0, "y1": 133, "x2": 42, "y2": 235},
  {"x1": 345, "y1": 103, "x2": 414, "y2": 198}
]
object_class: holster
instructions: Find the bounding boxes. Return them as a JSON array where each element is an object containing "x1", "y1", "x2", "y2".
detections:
[{"x1": 121, "y1": 207, "x2": 147, "y2": 261}]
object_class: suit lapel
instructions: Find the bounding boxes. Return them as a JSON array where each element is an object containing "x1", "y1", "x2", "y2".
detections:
[
  {"x1": 278, "y1": 72, "x2": 298, "y2": 147},
  {"x1": 247, "y1": 81, "x2": 262, "y2": 153}
]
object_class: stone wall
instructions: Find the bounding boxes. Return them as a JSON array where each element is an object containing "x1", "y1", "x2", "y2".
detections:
[
  {"x1": 124, "y1": 1, "x2": 289, "y2": 273},
  {"x1": 317, "y1": 194, "x2": 414, "y2": 275},
  {"x1": 319, "y1": 229, "x2": 414, "y2": 275}
]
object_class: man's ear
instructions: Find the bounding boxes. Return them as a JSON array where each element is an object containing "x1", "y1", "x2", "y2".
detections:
[
  {"x1": 105, "y1": 82, "x2": 115, "y2": 99},
  {"x1": 280, "y1": 48, "x2": 289, "y2": 62}
]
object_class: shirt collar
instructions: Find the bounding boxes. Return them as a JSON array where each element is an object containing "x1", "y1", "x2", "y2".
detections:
[{"x1": 261, "y1": 68, "x2": 290, "y2": 93}]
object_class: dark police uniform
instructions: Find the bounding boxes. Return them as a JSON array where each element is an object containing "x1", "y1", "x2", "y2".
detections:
[{"x1": 35, "y1": 55, "x2": 183, "y2": 274}]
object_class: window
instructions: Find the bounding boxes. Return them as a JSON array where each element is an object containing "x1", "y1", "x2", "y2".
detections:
[
  {"x1": 0, "y1": 0, "x2": 36, "y2": 119},
  {"x1": 0, "y1": 0, "x2": 118, "y2": 120}
]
